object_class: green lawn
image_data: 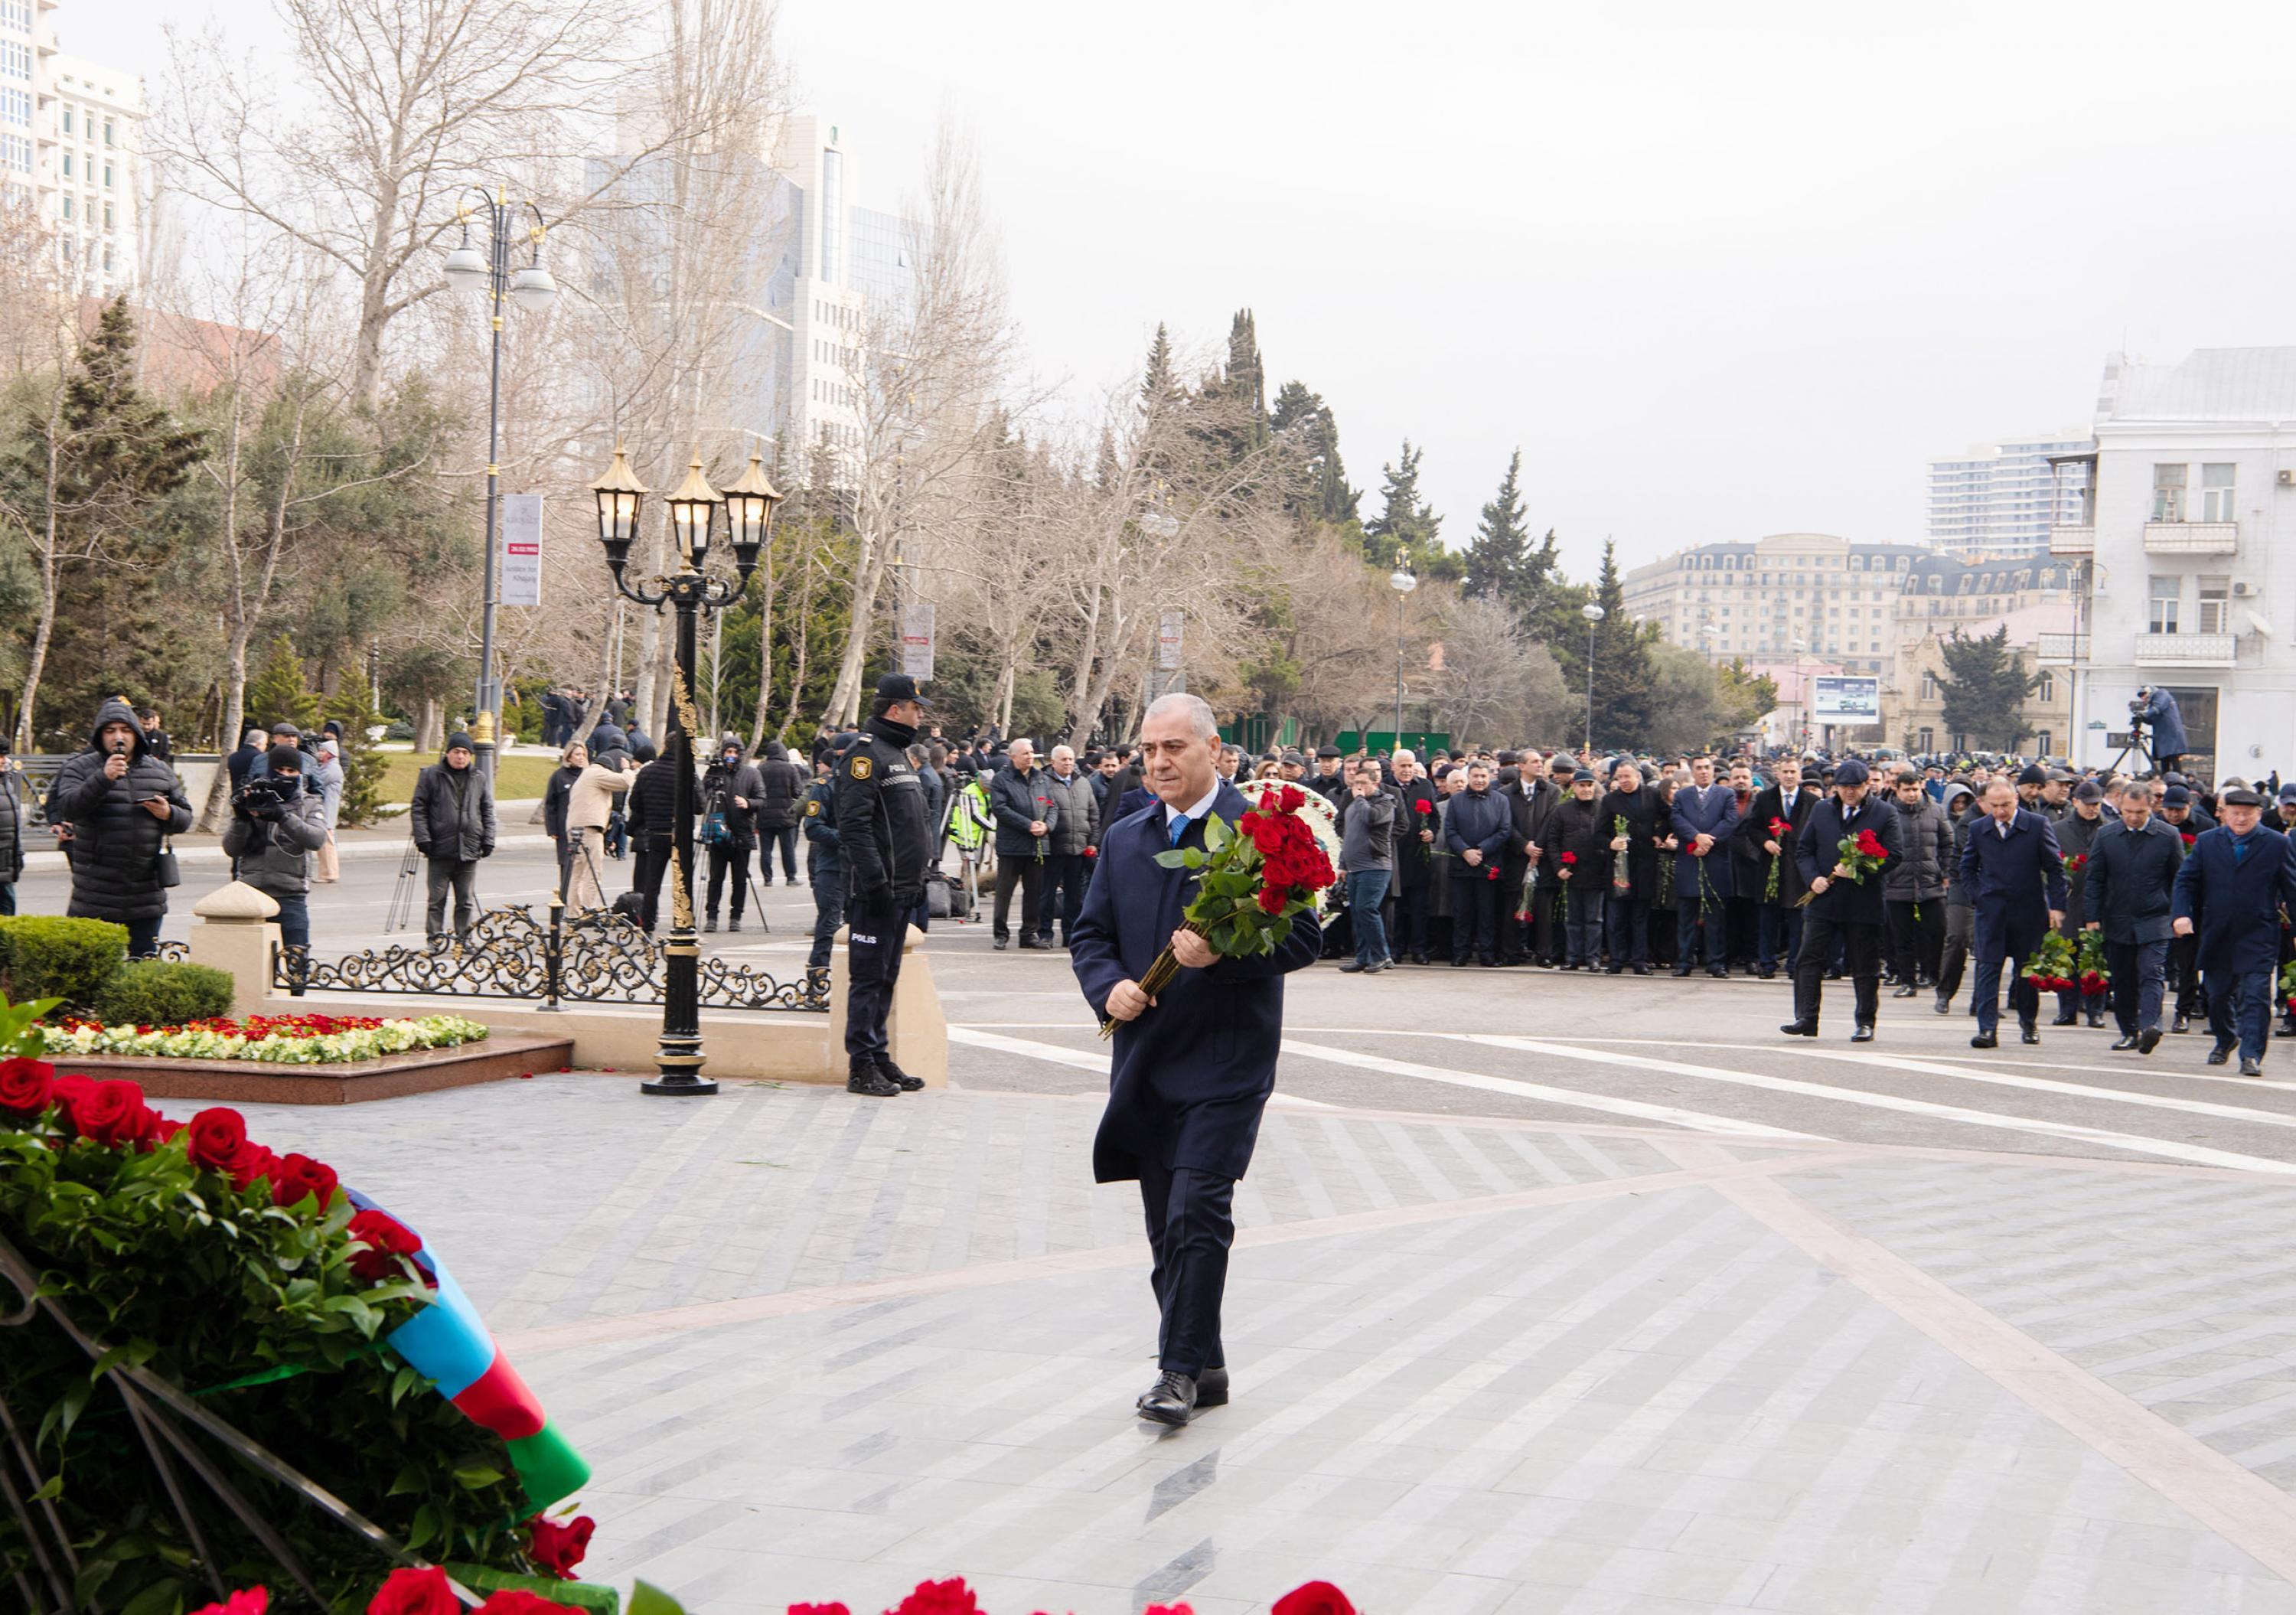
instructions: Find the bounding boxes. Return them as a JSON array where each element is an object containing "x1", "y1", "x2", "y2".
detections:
[{"x1": 374, "y1": 753, "x2": 562, "y2": 804}]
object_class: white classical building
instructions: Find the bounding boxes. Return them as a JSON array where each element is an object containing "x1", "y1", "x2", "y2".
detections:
[
  {"x1": 1620, "y1": 532, "x2": 1926, "y2": 679},
  {"x1": 2049, "y1": 348, "x2": 2296, "y2": 779},
  {"x1": 1, "y1": 0, "x2": 142, "y2": 295}
]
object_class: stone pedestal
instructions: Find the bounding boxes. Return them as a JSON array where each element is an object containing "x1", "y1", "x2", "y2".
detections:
[
  {"x1": 185, "y1": 881, "x2": 281, "y2": 1016},
  {"x1": 826, "y1": 924, "x2": 947, "y2": 1087}
]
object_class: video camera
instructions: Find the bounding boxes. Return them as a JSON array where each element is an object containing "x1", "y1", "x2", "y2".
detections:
[
  {"x1": 231, "y1": 774, "x2": 297, "y2": 823},
  {"x1": 2128, "y1": 687, "x2": 2154, "y2": 729}
]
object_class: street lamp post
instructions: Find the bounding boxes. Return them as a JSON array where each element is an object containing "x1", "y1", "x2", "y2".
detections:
[
  {"x1": 442, "y1": 188, "x2": 557, "y2": 783},
  {"x1": 590, "y1": 443, "x2": 780, "y2": 1096},
  {"x1": 1790, "y1": 638, "x2": 1809, "y2": 752},
  {"x1": 1388, "y1": 566, "x2": 1417, "y2": 745},
  {"x1": 1580, "y1": 602, "x2": 1605, "y2": 753}
]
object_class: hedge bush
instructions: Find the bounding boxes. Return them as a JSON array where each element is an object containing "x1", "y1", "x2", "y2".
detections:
[
  {"x1": 90, "y1": 959, "x2": 235, "y2": 1027},
  {"x1": 0, "y1": 915, "x2": 128, "y2": 1008}
]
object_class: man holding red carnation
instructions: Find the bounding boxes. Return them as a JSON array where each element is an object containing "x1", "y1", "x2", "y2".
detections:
[
  {"x1": 1783, "y1": 758, "x2": 1903, "y2": 1042},
  {"x1": 1960, "y1": 778, "x2": 2069, "y2": 1050},
  {"x1": 1070, "y1": 692, "x2": 1322, "y2": 1427}
]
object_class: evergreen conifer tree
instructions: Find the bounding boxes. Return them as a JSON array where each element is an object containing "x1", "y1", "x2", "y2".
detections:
[
  {"x1": 245, "y1": 632, "x2": 324, "y2": 736},
  {"x1": 1463, "y1": 449, "x2": 1530, "y2": 603},
  {"x1": 1583, "y1": 540, "x2": 1655, "y2": 746},
  {"x1": 1937, "y1": 625, "x2": 2038, "y2": 749},
  {"x1": 1361, "y1": 439, "x2": 1455, "y2": 576}
]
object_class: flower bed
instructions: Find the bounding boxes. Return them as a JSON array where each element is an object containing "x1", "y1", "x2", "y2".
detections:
[
  {"x1": 0, "y1": 995, "x2": 593, "y2": 1612},
  {"x1": 46, "y1": 1010, "x2": 491, "y2": 1065}
]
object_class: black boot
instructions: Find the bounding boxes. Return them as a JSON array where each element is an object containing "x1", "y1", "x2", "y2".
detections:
[
  {"x1": 847, "y1": 1056, "x2": 901, "y2": 1098},
  {"x1": 703, "y1": 915, "x2": 719, "y2": 934},
  {"x1": 729, "y1": 917, "x2": 742, "y2": 934},
  {"x1": 875, "y1": 1055, "x2": 926, "y2": 1092}
]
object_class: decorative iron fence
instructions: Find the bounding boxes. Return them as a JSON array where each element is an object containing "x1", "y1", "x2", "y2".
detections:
[{"x1": 273, "y1": 905, "x2": 825, "y2": 1012}]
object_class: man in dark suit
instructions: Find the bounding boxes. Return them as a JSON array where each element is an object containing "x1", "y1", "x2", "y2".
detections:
[
  {"x1": 1671, "y1": 755, "x2": 1741, "y2": 978},
  {"x1": 1782, "y1": 757, "x2": 1901, "y2": 1042},
  {"x1": 1960, "y1": 778, "x2": 2069, "y2": 1049},
  {"x1": 2084, "y1": 778, "x2": 2184, "y2": 1054},
  {"x1": 2172, "y1": 785, "x2": 2296, "y2": 1075},
  {"x1": 1742, "y1": 755, "x2": 1817, "y2": 979},
  {"x1": 1070, "y1": 691, "x2": 1322, "y2": 1426}
]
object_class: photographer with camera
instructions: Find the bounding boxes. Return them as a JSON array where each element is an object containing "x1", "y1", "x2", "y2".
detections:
[
  {"x1": 44, "y1": 697, "x2": 194, "y2": 957},
  {"x1": 222, "y1": 746, "x2": 328, "y2": 949},
  {"x1": 2133, "y1": 686, "x2": 2188, "y2": 775}
]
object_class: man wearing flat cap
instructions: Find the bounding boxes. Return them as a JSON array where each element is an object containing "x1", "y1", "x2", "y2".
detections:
[
  {"x1": 2174, "y1": 785, "x2": 2296, "y2": 1075},
  {"x1": 834, "y1": 673, "x2": 935, "y2": 1098},
  {"x1": 1782, "y1": 757, "x2": 1902, "y2": 1042},
  {"x1": 1961, "y1": 777, "x2": 2067, "y2": 1049}
]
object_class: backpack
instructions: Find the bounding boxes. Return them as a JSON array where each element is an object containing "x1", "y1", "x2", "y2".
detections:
[{"x1": 925, "y1": 866, "x2": 972, "y2": 920}]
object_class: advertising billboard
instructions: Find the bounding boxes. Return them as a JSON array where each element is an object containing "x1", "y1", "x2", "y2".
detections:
[{"x1": 1812, "y1": 675, "x2": 1880, "y2": 725}]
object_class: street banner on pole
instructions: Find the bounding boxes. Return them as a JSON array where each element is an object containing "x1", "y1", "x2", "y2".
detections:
[
  {"x1": 901, "y1": 602, "x2": 935, "y2": 680},
  {"x1": 501, "y1": 494, "x2": 543, "y2": 607},
  {"x1": 1158, "y1": 610, "x2": 1183, "y2": 670}
]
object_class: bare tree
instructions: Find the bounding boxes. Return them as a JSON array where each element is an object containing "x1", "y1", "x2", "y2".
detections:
[{"x1": 1427, "y1": 592, "x2": 1569, "y2": 746}]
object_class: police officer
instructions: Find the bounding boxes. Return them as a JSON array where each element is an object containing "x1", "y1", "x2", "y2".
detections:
[
  {"x1": 801, "y1": 739, "x2": 851, "y2": 998},
  {"x1": 833, "y1": 674, "x2": 934, "y2": 1098}
]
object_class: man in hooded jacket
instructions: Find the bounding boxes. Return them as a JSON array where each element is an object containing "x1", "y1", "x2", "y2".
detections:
[{"x1": 47, "y1": 697, "x2": 194, "y2": 957}]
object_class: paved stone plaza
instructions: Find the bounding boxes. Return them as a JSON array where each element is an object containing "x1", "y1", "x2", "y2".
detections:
[{"x1": 234, "y1": 1069, "x2": 2296, "y2": 1614}]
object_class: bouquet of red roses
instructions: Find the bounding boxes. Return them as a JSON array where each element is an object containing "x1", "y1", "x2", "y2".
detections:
[
  {"x1": 1097, "y1": 783, "x2": 1338, "y2": 1038},
  {"x1": 1763, "y1": 816, "x2": 1793, "y2": 902},
  {"x1": 2075, "y1": 927, "x2": 2109, "y2": 997},
  {"x1": 2063, "y1": 851, "x2": 2088, "y2": 876},
  {"x1": 2020, "y1": 931, "x2": 2077, "y2": 993},
  {"x1": 1795, "y1": 827, "x2": 1889, "y2": 907}
]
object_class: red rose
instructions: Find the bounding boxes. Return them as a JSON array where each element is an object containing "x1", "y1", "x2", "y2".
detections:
[
  {"x1": 72, "y1": 1078, "x2": 145, "y2": 1147},
  {"x1": 0, "y1": 1055, "x2": 54, "y2": 1118},
  {"x1": 1561, "y1": 851, "x2": 1577, "y2": 864},
  {"x1": 187, "y1": 1108, "x2": 249, "y2": 1172},
  {"x1": 190, "y1": 1592, "x2": 269, "y2": 1615},
  {"x1": 1273, "y1": 1584, "x2": 1357, "y2": 1615},
  {"x1": 347, "y1": 1208, "x2": 423, "y2": 1283},
  {"x1": 790, "y1": 1607, "x2": 852, "y2": 1615},
  {"x1": 527, "y1": 1513, "x2": 595, "y2": 1580},
  {"x1": 472, "y1": 1594, "x2": 579, "y2": 1615},
  {"x1": 2182, "y1": 831, "x2": 2197, "y2": 847},
  {"x1": 888, "y1": 1581, "x2": 985, "y2": 1615},
  {"x1": 1257, "y1": 885, "x2": 1288, "y2": 915},
  {"x1": 1277, "y1": 785, "x2": 1306, "y2": 813},
  {"x1": 1769, "y1": 817, "x2": 1791, "y2": 834},
  {"x1": 1143, "y1": 1606, "x2": 1196, "y2": 1615},
  {"x1": 270, "y1": 1153, "x2": 340, "y2": 1211},
  {"x1": 368, "y1": 1567, "x2": 457, "y2": 1615},
  {"x1": 1413, "y1": 798, "x2": 1433, "y2": 815}
]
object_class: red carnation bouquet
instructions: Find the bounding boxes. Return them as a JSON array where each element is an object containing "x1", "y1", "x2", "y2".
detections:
[
  {"x1": 1763, "y1": 816, "x2": 1793, "y2": 901},
  {"x1": 1097, "y1": 782, "x2": 1338, "y2": 1038},
  {"x1": 2063, "y1": 852, "x2": 2088, "y2": 875},
  {"x1": 1795, "y1": 827, "x2": 1889, "y2": 907}
]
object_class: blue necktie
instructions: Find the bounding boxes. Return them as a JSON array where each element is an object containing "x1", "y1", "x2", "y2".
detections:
[{"x1": 1168, "y1": 813, "x2": 1189, "y2": 848}]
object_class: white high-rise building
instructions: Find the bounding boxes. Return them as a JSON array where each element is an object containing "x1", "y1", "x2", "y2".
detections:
[
  {"x1": 2, "y1": 1, "x2": 142, "y2": 295},
  {"x1": 1927, "y1": 432, "x2": 2091, "y2": 560}
]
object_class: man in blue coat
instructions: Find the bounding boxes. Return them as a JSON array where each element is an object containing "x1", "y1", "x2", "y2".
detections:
[
  {"x1": 1671, "y1": 755, "x2": 1740, "y2": 978},
  {"x1": 1960, "y1": 778, "x2": 2069, "y2": 1049},
  {"x1": 1782, "y1": 758, "x2": 1902, "y2": 1042},
  {"x1": 1070, "y1": 692, "x2": 1322, "y2": 1427},
  {"x1": 2136, "y1": 685, "x2": 2188, "y2": 775},
  {"x1": 2083, "y1": 778, "x2": 2183, "y2": 1055},
  {"x1": 2172, "y1": 785, "x2": 2296, "y2": 1075}
]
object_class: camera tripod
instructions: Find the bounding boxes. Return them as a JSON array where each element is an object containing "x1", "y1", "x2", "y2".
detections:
[{"x1": 2106, "y1": 722, "x2": 2160, "y2": 780}]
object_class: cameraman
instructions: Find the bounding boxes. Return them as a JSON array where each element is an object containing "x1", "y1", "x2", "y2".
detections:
[
  {"x1": 2134, "y1": 687, "x2": 2187, "y2": 775},
  {"x1": 223, "y1": 746, "x2": 328, "y2": 949}
]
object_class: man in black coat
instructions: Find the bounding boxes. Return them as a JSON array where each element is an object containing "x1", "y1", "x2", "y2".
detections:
[
  {"x1": 835, "y1": 677, "x2": 935, "y2": 1096},
  {"x1": 1782, "y1": 758, "x2": 1902, "y2": 1042},
  {"x1": 752, "y1": 739, "x2": 807, "y2": 886},
  {"x1": 409, "y1": 732, "x2": 497, "y2": 948},
  {"x1": 988, "y1": 738, "x2": 1058, "y2": 950},
  {"x1": 2083, "y1": 778, "x2": 2184, "y2": 1054},
  {"x1": 1600, "y1": 762, "x2": 1668, "y2": 975},
  {"x1": 1547, "y1": 768, "x2": 1610, "y2": 967},
  {"x1": 2174, "y1": 786, "x2": 2296, "y2": 1075},
  {"x1": 2159, "y1": 783, "x2": 2215, "y2": 1030},
  {"x1": 1742, "y1": 755, "x2": 1817, "y2": 979},
  {"x1": 1069, "y1": 691, "x2": 1321, "y2": 1427},
  {"x1": 1960, "y1": 778, "x2": 2069, "y2": 1049},
  {"x1": 1502, "y1": 752, "x2": 1560, "y2": 965},
  {"x1": 1443, "y1": 759, "x2": 1512, "y2": 967},
  {"x1": 47, "y1": 697, "x2": 194, "y2": 957}
]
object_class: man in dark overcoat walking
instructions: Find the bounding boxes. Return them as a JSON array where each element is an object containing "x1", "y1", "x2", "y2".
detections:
[
  {"x1": 2173, "y1": 785, "x2": 2296, "y2": 1075},
  {"x1": 1960, "y1": 778, "x2": 2068, "y2": 1050},
  {"x1": 1782, "y1": 758, "x2": 1901, "y2": 1042}
]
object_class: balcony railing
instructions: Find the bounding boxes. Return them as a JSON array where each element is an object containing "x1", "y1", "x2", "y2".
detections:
[
  {"x1": 2034, "y1": 633, "x2": 2089, "y2": 664},
  {"x1": 2048, "y1": 525, "x2": 2095, "y2": 556},
  {"x1": 2133, "y1": 632, "x2": 2236, "y2": 667},
  {"x1": 2143, "y1": 521, "x2": 2238, "y2": 555}
]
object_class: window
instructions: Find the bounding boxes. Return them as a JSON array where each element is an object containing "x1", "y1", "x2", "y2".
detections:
[
  {"x1": 2203, "y1": 464, "x2": 2236, "y2": 523},
  {"x1": 2037, "y1": 671, "x2": 2055, "y2": 702},
  {"x1": 60, "y1": 152, "x2": 70, "y2": 178},
  {"x1": 101, "y1": 202, "x2": 110, "y2": 228},
  {"x1": 59, "y1": 194, "x2": 70, "y2": 219},
  {"x1": 2148, "y1": 574, "x2": 2180, "y2": 635},
  {"x1": 2198, "y1": 574, "x2": 2230, "y2": 635},
  {"x1": 1921, "y1": 672, "x2": 1939, "y2": 700},
  {"x1": 2152, "y1": 464, "x2": 2187, "y2": 523},
  {"x1": 2037, "y1": 731, "x2": 2053, "y2": 756},
  {"x1": 57, "y1": 103, "x2": 69, "y2": 135},
  {"x1": 1916, "y1": 727, "x2": 1934, "y2": 753},
  {"x1": 102, "y1": 119, "x2": 113, "y2": 146},
  {"x1": 101, "y1": 162, "x2": 111, "y2": 188}
]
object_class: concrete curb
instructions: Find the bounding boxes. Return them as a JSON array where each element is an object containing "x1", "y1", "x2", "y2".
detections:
[{"x1": 22, "y1": 833, "x2": 556, "y2": 874}]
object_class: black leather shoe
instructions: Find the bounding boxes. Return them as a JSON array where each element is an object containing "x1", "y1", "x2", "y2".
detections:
[
  {"x1": 703, "y1": 916, "x2": 719, "y2": 933},
  {"x1": 2138, "y1": 1027, "x2": 2163, "y2": 1055},
  {"x1": 2242, "y1": 1057, "x2": 2265, "y2": 1077},
  {"x1": 1893, "y1": 984, "x2": 1919, "y2": 998},
  {"x1": 2173, "y1": 1013, "x2": 2191, "y2": 1034},
  {"x1": 847, "y1": 1059, "x2": 901, "y2": 1098},
  {"x1": 1632, "y1": 964, "x2": 1653, "y2": 976},
  {"x1": 1019, "y1": 937, "x2": 1046, "y2": 951},
  {"x1": 728, "y1": 918, "x2": 742, "y2": 934},
  {"x1": 1453, "y1": 958, "x2": 1470, "y2": 967},
  {"x1": 1337, "y1": 959, "x2": 1365, "y2": 973},
  {"x1": 1671, "y1": 966, "x2": 1693, "y2": 977},
  {"x1": 1708, "y1": 966, "x2": 1728, "y2": 980},
  {"x1": 1411, "y1": 953, "x2": 1431, "y2": 966},
  {"x1": 2086, "y1": 1010, "x2": 2105, "y2": 1029},
  {"x1": 2050, "y1": 1012, "x2": 2078, "y2": 1027},
  {"x1": 1136, "y1": 1371, "x2": 1199, "y2": 1427},
  {"x1": 2110, "y1": 1035, "x2": 2139, "y2": 1051},
  {"x1": 1971, "y1": 1031, "x2": 1998, "y2": 1049},
  {"x1": 2208, "y1": 1042, "x2": 2232, "y2": 1066},
  {"x1": 2020, "y1": 1020, "x2": 2040, "y2": 1046},
  {"x1": 1195, "y1": 1367, "x2": 1230, "y2": 1408},
  {"x1": 1606, "y1": 964, "x2": 1624, "y2": 975},
  {"x1": 875, "y1": 1057, "x2": 925, "y2": 1092},
  {"x1": 1850, "y1": 1023, "x2": 1875, "y2": 1042},
  {"x1": 1779, "y1": 1020, "x2": 1818, "y2": 1037},
  {"x1": 1756, "y1": 966, "x2": 1776, "y2": 980}
]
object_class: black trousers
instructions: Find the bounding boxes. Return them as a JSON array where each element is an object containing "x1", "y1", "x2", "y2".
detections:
[
  {"x1": 425, "y1": 856, "x2": 479, "y2": 940},
  {"x1": 1392, "y1": 879, "x2": 1430, "y2": 958},
  {"x1": 1970, "y1": 920, "x2": 2043, "y2": 1035},
  {"x1": 843, "y1": 896, "x2": 905, "y2": 1060},
  {"x1": 762, "y1": 824, "x2": 797, "y2": 883},
  {"x1": 631, "y1": 840, "x2": 672, "y2": 931},
  {"x1": 1451, "y1": 875, "x2": 1501, "y2": 963},
  {"x1": 1138, "y1": 1157, "x2": 1234, "y2": 1377},
  {"x1": 1794, "y1": 914, "x2": 1881, "y2": 1027},
  {"x1": 1886, "y1": 898, "x2": 1944, "y2": 984},
  {"x1": 808, "y1": 863, "x2": 844, "y2": 971},
  {"x1": 1499, "y1": 861, "x2": 1532, "y2": 962},
  {"x1": 993, "y1": 856, "x2": 1042, "y2": 940},
  {"x1": 1038, "y1": 853, "x2": 1087, "y2": 942},
  {"x1": 2170, "y1": 932, "x2": 2206, "y2": 1018},
  {"x1": 706, "y1": 843, "x2": 752, "y2": 920},
  {"x1": 2108, "y1": 938, "x2": 2168, "y2": 1035},
  {"x1": 1563, "y1": 884, "x2": 1604, "y2": 964},
  {"x1": 1675, "y1": 893, "x2": 1726, "y2": 969},
  {"x1": 1936, "y1": 904, "x2": 1974, "y2": 1000}
]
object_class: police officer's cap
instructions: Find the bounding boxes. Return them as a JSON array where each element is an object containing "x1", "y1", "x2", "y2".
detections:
[{"x1": 872, "y1": 672, "x2": 931, "y2": 710}]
